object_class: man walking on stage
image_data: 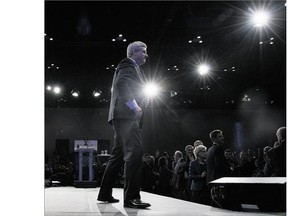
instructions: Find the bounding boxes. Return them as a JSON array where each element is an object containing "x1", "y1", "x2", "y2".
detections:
[{"x1": 97, "y1": 41, "x2": 151, "y2": 209}]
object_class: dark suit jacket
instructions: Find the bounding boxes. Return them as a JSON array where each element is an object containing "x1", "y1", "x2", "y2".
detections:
[
  {"x1": 108, "y1": 58, "x2": 145, "y2": 125},
  {"x1": 206, "y1": 144, "x2": 230, "y2": 184},
  {"x1": 267, "y1": 140, "x2": 286, "y2": 177}
]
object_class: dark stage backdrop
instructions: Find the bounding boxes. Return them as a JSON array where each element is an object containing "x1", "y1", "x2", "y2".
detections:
[{"x1": 45, "y1": 107, "x2": 285, "y2": 159}]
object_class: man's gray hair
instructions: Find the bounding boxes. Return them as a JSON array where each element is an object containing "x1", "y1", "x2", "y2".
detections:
[{"x1": 127, "y1": 41, "x2": 147, "y2": 58}]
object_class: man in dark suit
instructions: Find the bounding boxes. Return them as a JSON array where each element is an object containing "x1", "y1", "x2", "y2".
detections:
[
  {"x1": 206, "y1": 130, "x2": 239, "y2": 210},
  {"x1": 97, "y1": 41, "x2": 151, "y2": 209},
  {"x1": 206, "y1": 129, "x2": 230, "y2": 184}
]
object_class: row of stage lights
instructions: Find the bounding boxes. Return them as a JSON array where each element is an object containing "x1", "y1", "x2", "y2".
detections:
[
  {"x1": 46, "y1": 84, "x2": 275, "y2": 106},
  {"x1": 46, "y1": 85, "x2": 103, "y2": 98}
]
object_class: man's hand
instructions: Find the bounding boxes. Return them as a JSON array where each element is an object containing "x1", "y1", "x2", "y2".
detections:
[{"x1": 134, "y1": 106, "x2": 143, "y2": 121}]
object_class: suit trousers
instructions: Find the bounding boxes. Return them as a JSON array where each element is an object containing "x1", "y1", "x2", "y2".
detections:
[{"x1": 98, "y1": 119, "x2": 143, "y2": 201}]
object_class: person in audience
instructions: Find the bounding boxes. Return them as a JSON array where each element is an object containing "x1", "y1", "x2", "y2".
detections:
[
  {"x1": 189, "y1": 144, "x2": 210, "y2": 205},
  {"x1": 142, "y1": 154, "x2": 158, "y2": 193},
  {"x1": 171, "y1": 150, "x2": 185, "y2": 199},
  {"x1": 172, "y1": 158, "x2": 187, "y2": 200},
  {"x1": 267, "y1": 127, "x2": 286, "y2": 177},
  {"x1": 154, "y1": 149, "x2": 160, "y2": 172},
  {"x1": 194, "y1": 140, "x2": 204, "y2": 148},
  {"x1": 236, "y1": 151, "x2": 254, "y2": 177},
  {"x1": 163, "y1": 151, "x2": 173, "y2": 171},
  {"x1": 256, "y1": 147, "x2": 265, "y2": 169},
  {"x1": 172, "y1": 150, "x2": 183, "y2": 170},
  {"x1": 184, "y1": 144, "x2": 195, "y2": 200},
  {"x1": 206, "y1": 129, "x2": 230, "y2": 184},
  {"x1": 251, "y1": 158, "x2": 264, "y2": 177},
  {"x1": 224, "y1": 148, "x2": 238, "y2": 176},
  {"x1": 263, "y1": 146, "x2": 273, "y2": 177},
  {"x1": 185, "y1": 145, "x2": 195, "y2": 164},
  {"x1": 157, "y1": 156, "x2": 172, "y2": 197}
]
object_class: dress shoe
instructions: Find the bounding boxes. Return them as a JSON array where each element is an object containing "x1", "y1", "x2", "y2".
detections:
[
  {"x1": 97, "y1": 196, "x2": 119, "y2": 203},
  {"x1": 124, "y1": 199, "x2": 151, "y2": 209}
]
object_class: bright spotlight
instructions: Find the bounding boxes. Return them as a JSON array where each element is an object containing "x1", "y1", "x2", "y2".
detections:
[
  {"x1": 144, "y1": 83, "x2": 160, "y2": 97},
  {"x1": 252, "y1": 11, "x2": 270, "y2": 27},
  {"x1": 198, "y1": 64, "x2": 210, "y2": 75},
  {"x1": 53, "y1": 86, "x2": 61, "y2": 94},
  {"x1": 46, "y1": 85, "x2": 52, "y2": 91}
]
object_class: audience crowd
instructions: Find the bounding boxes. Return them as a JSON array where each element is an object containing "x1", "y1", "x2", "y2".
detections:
[{"x1": 45, "y1": 126, "x2": 286, "y2": 208}]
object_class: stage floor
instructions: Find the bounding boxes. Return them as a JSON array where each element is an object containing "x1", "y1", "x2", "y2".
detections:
[{"x1": 45, "y1": 187, "x2": 285, "y2": 216}]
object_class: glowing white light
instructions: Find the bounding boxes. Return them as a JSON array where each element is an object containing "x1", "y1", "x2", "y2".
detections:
[
  {"x1": 188, "y1": 40, "x2": 192, "y2": 43},
  {"x1": 199, "y1": 40, "x2": 203, "y2": 43},
  {"x1": 198, "y1": 64, "x2": 210, "y2": 75},
  {"x1": 119, "y1": 34, "x2": 123, "y2": 37},
  {"x1": 270, "y1": 37, "x2": 274, "y2": 40},
  {"x1": 197, "y1": 36, "x2": 201, "y2": 39},
  {"x1": 259, "y1": 41, "x2": 263, "y2": 44},
  {"x1": 93, "y1": 90, "x2": 102, "y2": 97},
  {"x1": 50, "y1": 38, "x2": 53, "y2": 41},
  {"x1": 252, "y1": 11, "x2": 270, "y2": 27},
  {"x1": 47, "y1": 85, "x2": 52, "y2": 91},
  {"x1": 72, "y1": 92, "x2": 79, "y2": 97},
  {"x1": 270, "y1": 41, "x2": 274, "y2": 45},
  {"x1": 144, "y1": 83, "x2": 160, "y2": 97},
  {"x1": 53, "y1": 86, "x2": 61, "y2": 94},
  {"x1": 123, "y1": 39, "x2": 127, "y2": 42},
  {"x1": 112, "y1": 39, "x2": 116, "y2": 41}
]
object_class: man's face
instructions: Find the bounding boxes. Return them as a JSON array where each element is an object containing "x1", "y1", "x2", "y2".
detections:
[
  {"x1": 214, "y1": 133, "x2": 224, "y2": 145},
  {"x1": 133, "y1": 47, "x2": 148, "y2": 66}
]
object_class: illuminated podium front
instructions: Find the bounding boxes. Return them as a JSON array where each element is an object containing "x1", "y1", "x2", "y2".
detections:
[{"x1": 74, "y1": 140, "x2": 98, "y2": 188}]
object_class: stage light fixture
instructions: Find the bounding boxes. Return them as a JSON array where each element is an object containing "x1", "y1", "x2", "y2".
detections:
[
  {"x1": 47, "y1": 85, "x2": 52, "y2": 91},
  {"x1": 242, "y1": 94, "x2": 251, "y2": 102},
  {"x1": 71, "y1": 89, "x2": 80, "y2": 97},
  {"x1": 143, "y1": 83, "x2": 160, "y2": 97},
  {"x1": 93, "y1": 90, "x2": 102, "y2": 97},
  {"x1": 170, "y1": 91, "x2": 178, "y2": 98},
  {"x1": 198, "y1": 64, "x2": 210, "y2": 75}
]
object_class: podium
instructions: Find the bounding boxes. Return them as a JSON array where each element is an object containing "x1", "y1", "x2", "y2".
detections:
[
  {"x1": 209, "y1": 177, "x2": 286, "y2": 212},
  {"x1": 74, "y1": 140, "x2": 98, "y2": 188}
]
